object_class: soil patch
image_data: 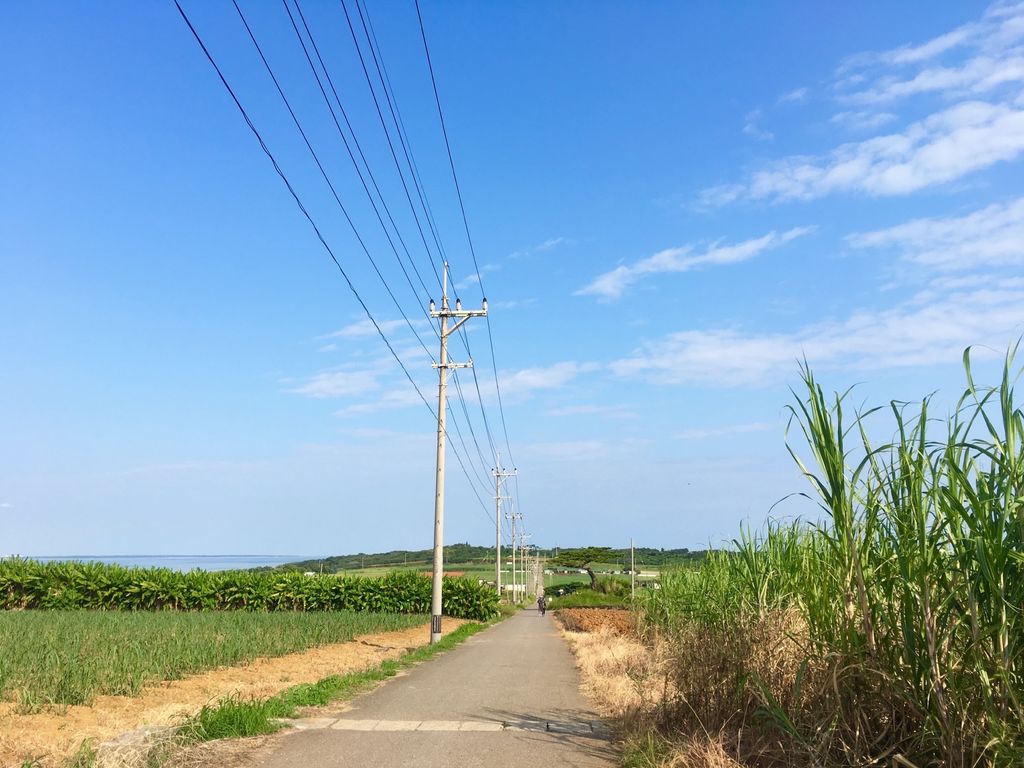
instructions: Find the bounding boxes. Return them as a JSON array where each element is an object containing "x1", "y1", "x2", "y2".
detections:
[
  {"x1": 555, "y1": 608, "x2": 634, "y2": 634},
  {"x1": 0, "y1": 619, "x2": 466, "y2": 767}
]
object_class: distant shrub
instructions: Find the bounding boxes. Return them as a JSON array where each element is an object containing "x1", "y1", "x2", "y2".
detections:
[{"x1": 593, "y1": 576, "x2": 629, "y2": 596}]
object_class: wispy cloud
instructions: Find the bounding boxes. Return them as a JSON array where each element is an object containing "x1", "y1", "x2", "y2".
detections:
[
  {"x1": 778, "y1": 87, "x2": 810, "y2": 104},
  {"x1": 610, "y1": 279, "x2": 1024, "y2": 386},
  {"x1": 0, "y1": 502, "x2": 12, "y2": 509},
  {"x1": 702, "y1": 100, "x2": 1024, "y2": 205},
  {"x1": 499, "y1": 361, "x2": 599, "y2": 399},
  {"x1": 335, "y1": 387, "x2": 425, "y2": 416},
  {"x1": 743, "y1": 109, "x2": 774, "y2": 141},
  {"x1": 842, "y1": 52, "x2": 1024, "y2": 105},
  {"x1": 289, "y1": 369, "x2": 380, "y2": 399},
  {"x1": 526, "y1": 440, "x2": 610, "y2": 462},
  {"x1": 676, "y1": 422, "x2": 775, "y2": 440},
  {"x1": 322, "y1": 318, "x2": 426, "y2": 340},
  {"x1": 455, "y1": 263, "x2": 500, "y2": 291},
  {"x1": 537, "y1": 237, "x2": 569, "y2": 251},
  {"x1": 703, "y1": 4, "x2": 1024, "y2": 207},
  {"x1": 830, "y1": 110, "x2": 898, "y2": 131},
  {"x1": 836, "y1": 2, "x2": 1024, "y2": 103},
  {"x1": 577, "y1": 227, "x2": 813, "y2": 300},
  {"x1": 849, "y1": 196, "x2": 1024, "y2": 270},
  {"x1": 509, "y1": 237, "x2": 573, "y2": 259},
  {"x1": 546, "y1": 404, "x2": 636, "y2": 419}
]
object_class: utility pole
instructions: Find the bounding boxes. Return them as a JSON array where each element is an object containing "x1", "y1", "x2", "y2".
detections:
[
  {"x1": 428, "y1": 262, "x2": 487, "y2": 644},
  {"x1": 521, "y1": 533, "x2": 532, "y2": 598},
  {"x1": 630, "y1": 537, "x2": 636, "y2": 601},
  {"x1": 507, "y1": 510, "x2": 517, "y2": 604},
  {"x1": 493, "y1": 457, "x2": 516, "y2": 600}
]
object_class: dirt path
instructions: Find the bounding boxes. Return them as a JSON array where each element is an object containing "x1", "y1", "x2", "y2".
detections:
[{"x1": 0, "y1": 619, "x2": 464, "y2": 767}]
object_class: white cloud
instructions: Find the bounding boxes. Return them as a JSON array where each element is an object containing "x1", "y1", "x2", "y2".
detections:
[
  {"x1": 323, "y1": 318, "x2": 426, "y2": 340},
  {"x1": 845, "y1": 52, "x2": 1024, "y2": 105},
  {"x1": 546, "y1": 404, "x2": 636, "y2": 419},
  {"x1": 577, "y1": 227, "x2": 813, "y2": 300},
  {"x1": 778, "y1": 87, "x2": 810, "y2": 104},
  {"x1": 335, "y1": 386, "x2": 425, "y2": 416},
  {"x1": 743, "y1": 109, "x2": 774, "y2": 141},
  {"x1": 499, "y1": 361, "x2": 598, "y2": 399},
  {"x1": 537, "y1": 237, "x2": 569, "y2": 251},
  {"x1": 289, "y1": 370, "x2": 379, "y2": 398},
  {"x1": 835, "y1": 3, "x2": 1024, "y2": 103},
  {"x1": 676, "y1": 422, "x2": 775, "y2": 440},
  {"x1": 830, "y1": 110, "x2": 898, "y2": 131},
  {"x1": 703, "y1": 100, "x2": 1024, "y2": 204},
  {"x1": 610, "y1": 280, "x2": 1024, "y2": 387},
  {"x1": 455, "y1": 263, "x2": 500, "y2": 291},
  {"x1": 849, "y1": 196, "x2": 1024, "y2": 270},
  {"x1": 0, "y1": 502, "x2": 12, "y2": 509},
  {"x1": 888, "y1": 26, "x2": 978, "y2": 65},
  {"x1": 509, "y1": 237, "x2": 572, "y2": 259},
  {"x1": 526, "y1": 440, "x2": 610, "y2": 462}
]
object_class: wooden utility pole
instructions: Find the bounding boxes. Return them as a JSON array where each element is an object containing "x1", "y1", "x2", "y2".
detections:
[
  {"x1": 630, "y1": 538, "x2": 636, "y2": 600},
  {"x1": 493, "y1": 457, "x2": 516, "y2": 600},
  {"x1": 428, "y1": 263, "x2": 486, "y2": 643}
]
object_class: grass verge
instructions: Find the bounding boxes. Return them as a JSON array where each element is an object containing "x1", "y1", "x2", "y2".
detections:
[{"x1": 178, "y1": 620, "x2": 491, "y2": 743}]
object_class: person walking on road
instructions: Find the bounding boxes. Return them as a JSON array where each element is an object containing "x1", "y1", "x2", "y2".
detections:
[{"x1": 537, "y1": 594, "x2": 547, "y2": 616}]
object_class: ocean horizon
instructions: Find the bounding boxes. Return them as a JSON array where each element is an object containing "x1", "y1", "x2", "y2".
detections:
[{"x1": 6, "y1": 555, "x2": 318, "y2": 572}]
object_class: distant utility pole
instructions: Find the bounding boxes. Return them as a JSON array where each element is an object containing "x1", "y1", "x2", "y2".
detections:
[
  {"x1": 521, "y1": 533, "x2": 532, "y2": 598},
  {"x1": 507, "y1": 510, "x2": 517, "y2": 603},
  {"x1": 428, "y1": 262, "x2": 487, "y2": 644},
  {"x1": 630, "y1": 538, "x2": 636, "y2": 600},
  {"x1": 493, "y1": 457, "x2": 516, "y2": 600}
]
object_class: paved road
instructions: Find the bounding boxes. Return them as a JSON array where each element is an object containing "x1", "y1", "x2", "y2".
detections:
[{"x1": 255, "y1": 609, "x2": 617, "y2": 768}]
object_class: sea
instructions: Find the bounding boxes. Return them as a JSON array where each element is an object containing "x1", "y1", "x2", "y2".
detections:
[{"x1": 22, "y1": 555, "x2": 312, "y2": 572}]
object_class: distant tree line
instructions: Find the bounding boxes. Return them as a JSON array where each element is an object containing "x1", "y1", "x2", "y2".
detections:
[{"x1": 273, "y1": 543, "x2": 709, "y2": 574}]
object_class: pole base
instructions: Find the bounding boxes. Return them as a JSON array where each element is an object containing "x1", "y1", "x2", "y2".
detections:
[{"x1": 430, "y1": 614, "x2": 442, "y2": 644}]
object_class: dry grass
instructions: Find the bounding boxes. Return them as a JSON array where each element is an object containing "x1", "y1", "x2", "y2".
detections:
[
  {"x1": 561, "y1": 612, "x2": 881, "y2": 768},
  {"x1": 561, "y1": 626, "x2": 667, "y2": 726},
  {"x1": 656, "y1": 736, "x2": 744, "y2": 768}
]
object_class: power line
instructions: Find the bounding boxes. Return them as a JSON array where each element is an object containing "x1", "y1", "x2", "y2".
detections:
[
  {"x1": 289, "y1": 0, "x2": 436, "y2": 305},
  {"x1": 243, "y1": 0, "x2": 506, "y2": 504},
  {"x1": 289, "y1": 0, "x2": 502, "y2": 497},
  {"x1": 352, "y1": 0, "x2": 502, "y2": 464},
  {"x1": 350, "y1": 0, "x2": 501, "y2": 472},
  {"x1": 451, "y1": 369, "x2": 494, "y2": 481},
  {"x1": 358, "y1": 0, "x2": 450, "y2": 270},
  {"x1": 176, "y1": 0, "x2": 494, "y2": 525},
  {"x1": 337, "y1": 0, "x2": 501, "y2": 483},
  {"x1": 413, "y1": 0, "x2": 517, "y2": 467},
  {"x1": 230, "y1": 0, "x2": 435, "y2": 362},
  {"x1": 339, "y1": 0, "x2": 444, "y2": 293}
]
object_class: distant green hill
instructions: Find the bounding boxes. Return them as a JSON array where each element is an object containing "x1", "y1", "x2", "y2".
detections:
[
  {"x1": 277, "y1": 543, "x2": 493, "y2": 573},
  {"x1": 273, "y1": 544, "x2": 707, "y2": 574}
]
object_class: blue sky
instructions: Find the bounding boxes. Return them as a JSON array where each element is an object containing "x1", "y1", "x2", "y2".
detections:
[{"x1": 3, "y1": 1, "x2": 1023, "y2": 557}]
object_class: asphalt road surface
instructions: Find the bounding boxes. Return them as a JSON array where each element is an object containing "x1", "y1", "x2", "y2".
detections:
[{"x1": 254, "y1": 609, "x2": 617, "y2": 768}]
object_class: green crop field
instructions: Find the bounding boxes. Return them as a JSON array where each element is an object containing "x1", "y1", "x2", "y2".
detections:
[
  {"x1": 0, "y1": 609, "x2": 427, "y2": 712},
  {"x1": 0, "y1": 560, "x2": 498, "y2": 620}
]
